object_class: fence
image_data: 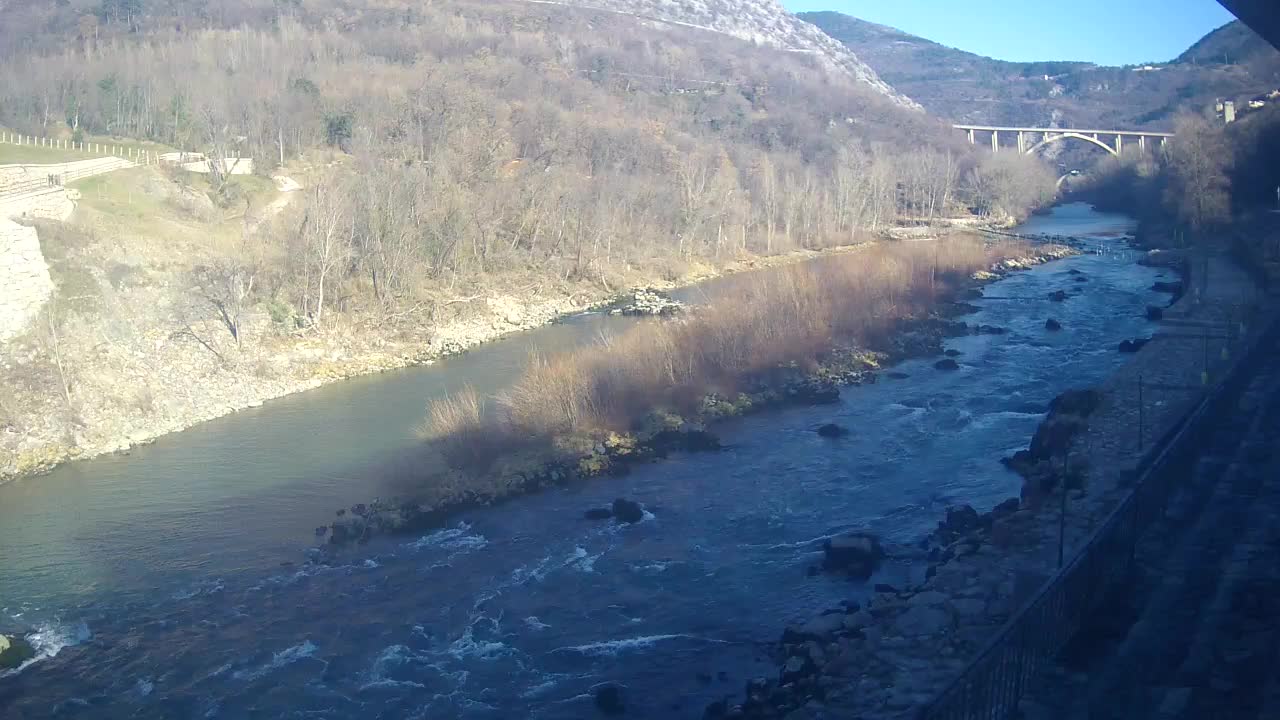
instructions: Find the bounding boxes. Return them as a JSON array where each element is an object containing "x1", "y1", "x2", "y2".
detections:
[
  {"x1": 917, "y1": 295, "x2": 1280, "y2": 720},
  {"x1": 0, "y1": 158, "x2": 138, "y2": 203},
  {"x1": 0, "y1": 131, "x2": 156, "y2": 165}
]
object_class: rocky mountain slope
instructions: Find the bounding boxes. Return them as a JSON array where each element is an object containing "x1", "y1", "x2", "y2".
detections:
[
  {"x1": 527, "y1": 0, "x2": 919, "y2": 108},
  {"x1": 803, "y1": 13, "x2": 1280, "y2": 129}
]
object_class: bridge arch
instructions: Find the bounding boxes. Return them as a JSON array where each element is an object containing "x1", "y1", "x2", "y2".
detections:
[{"x1": 1026, "y1": 132, "x2": 1118, "y2": 157}]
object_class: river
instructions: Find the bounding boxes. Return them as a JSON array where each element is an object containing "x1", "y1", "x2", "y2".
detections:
[{"x1": 0, "y1": 204, "x2": 1175, "y2": 718}]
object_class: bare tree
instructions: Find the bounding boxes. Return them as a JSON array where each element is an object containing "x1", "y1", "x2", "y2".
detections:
[
  {"x1": 191, "y1": 259, "x2": 256, "y2": 346},
  {"x1": 295, "y1": 176, "x2": 353, "y2": 327},
  {"x1": 1163, "y1": 113, "x2": 1233, "y2": 234}
]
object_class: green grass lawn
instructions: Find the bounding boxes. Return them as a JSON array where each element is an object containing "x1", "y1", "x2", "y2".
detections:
[
  {"x1": 0, "y1": 144, "x2": 90, "y2": 165},
  {"x1": 1, "y1": 133, "x2": 176, "y2": 166}
]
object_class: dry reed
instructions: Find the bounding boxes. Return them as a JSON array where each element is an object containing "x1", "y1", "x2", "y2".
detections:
[{"x1": 427, "y1": 236, "x2": 1028, "y2": 469}]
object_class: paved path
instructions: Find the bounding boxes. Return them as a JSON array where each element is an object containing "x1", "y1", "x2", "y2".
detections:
[{"x1": 1018, "y1": 321, "x2": 1280, "y2": 719}]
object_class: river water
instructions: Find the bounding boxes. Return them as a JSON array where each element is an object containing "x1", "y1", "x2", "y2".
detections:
[{"x1": 0, "y1": 204, "x2": 1174, "y2": 718}]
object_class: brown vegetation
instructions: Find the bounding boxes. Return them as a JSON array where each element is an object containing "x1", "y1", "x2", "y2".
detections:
[
  {"x1": 0, "y1": 0, "x2": 1059, "y2": 339},
  {"x1": 1075, "y1": 107, "x2": 1280, "y2": 237},
  {"x1": 424, "y1": 236, "x2": 1023, "y2": 470}
]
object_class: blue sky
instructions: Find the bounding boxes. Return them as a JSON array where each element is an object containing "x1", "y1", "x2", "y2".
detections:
[{"x1": 782, "y1": 0, "x2": 1239, "y2": 66}]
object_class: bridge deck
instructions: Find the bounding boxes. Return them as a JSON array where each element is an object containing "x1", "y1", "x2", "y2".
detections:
[{"x1": 954, "y1": 125, "x2": 1175, "y2": 137}]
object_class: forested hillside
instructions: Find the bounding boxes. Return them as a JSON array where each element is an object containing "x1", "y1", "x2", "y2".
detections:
[
  {"x1": 804, "y1": 12, "x2": 1280, "y2": 129},
  {"x1": 0, "y1": 0, "x2": 1058, "y2": 479}
]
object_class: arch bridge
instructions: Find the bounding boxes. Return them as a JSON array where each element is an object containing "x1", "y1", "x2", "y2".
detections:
[{"x1": 954, "y1": 125, "x2": 1175, "y2": 156}]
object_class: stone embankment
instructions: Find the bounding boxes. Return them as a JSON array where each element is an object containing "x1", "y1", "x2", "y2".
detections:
[
  {"x1": 0, "y1": 156, "x2": 134, "y2": 342},
  {"x1": 702, "y1": 250, "x2": 1269, "y2": 720},
  {"x1": 0, "y1": 219, "x2": 54, "y2": 343}
]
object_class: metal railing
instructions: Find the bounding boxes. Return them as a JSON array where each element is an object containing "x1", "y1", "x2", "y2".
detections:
[{"x1": 917, "y1": 301, "x2": 1280, "y2": 720}]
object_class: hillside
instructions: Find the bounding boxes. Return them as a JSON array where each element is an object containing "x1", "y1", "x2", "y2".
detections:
[
  {"x1": 522, "y1": 0, "x2": 919, "y2": 108},
  {"x1": 0, "y1": 0, "x2": 1055, "y2": 479},
  {"x1": 803, "y1": 12, "x2": 1280, "y2": 129}
]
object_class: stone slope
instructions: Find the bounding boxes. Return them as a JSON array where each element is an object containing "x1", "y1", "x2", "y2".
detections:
[{"x1": 525, "y1": 0, "x2": 920, "y2": 109}]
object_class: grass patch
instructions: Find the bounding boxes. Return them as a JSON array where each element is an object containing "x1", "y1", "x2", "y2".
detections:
[
  {"x1": 0, "y1": 144, "x2": 87, "y2": 164},
  {"x1": 0, "y1": 134, "x2": 173, "y2": 165},
  {"x1": 70, "y1": 166, "x2": 278, "y2": 253}
]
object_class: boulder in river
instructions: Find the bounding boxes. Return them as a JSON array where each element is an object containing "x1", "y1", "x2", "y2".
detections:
[
  {"x1": 783, "y1": 613, "x2": 846, "y2": 642},
  {"x1": 1048, "y1": 388, "x2": 1103, "y2": 418},
  {"x1": 934, "y1": 358, "x2": 960, "y2": 371},
  {"x1": 991, "y1": 497, "x2": 1021, "y2": 519},
  {"x1": 1067, "y1": 269, "x2": 1083, "y2": 275},
  {"x1": 816, "y1": 423, "x2": 849, "y2": 439},
  {"x1": 1045, "y1": 318, "x2": 1062, "y2": 331},
  {"x1": 1029, "y1": 415, "x2": 1088, "y2": 459},
  {"x1": 1074, "y1": 276, "x2": 1089, "y2": 283},
  {"x1": 1118, "y1": 338, "x2": 1150, "y2": 353},
  {"x1": 584, "y1": 507, "x2": 614, "y2": 521},
  {"x1": 1048, "y1": 290, "x2": 1068, "y2": 302},
  {"x1": 0, "y1": 634, "x2": 35, "y2": 670},
  {"x1": 934, "y1": 504, "x2": 983, "y2": 544},
  {"x1": 611, "y1": 498, "x2": 645, "y2": 524},
  {"x1": 594, "y1": 684, "x2": 626, "y2": 715},
  {"x1": 972, "y1": 324, "x2": 1008, "y2": 335},
  {"x1": 944, "y1": 349, "x2": 962, "y2": 357},
  {"x1": 821, "y1": 532, "x2": 884, "y2": 579},
  {"x1": 612, "y1": 288, "x2": 684, "y2": 317},
  {"x1": 1002, "y1": 449, "x2": 1036, "y2": 476}
]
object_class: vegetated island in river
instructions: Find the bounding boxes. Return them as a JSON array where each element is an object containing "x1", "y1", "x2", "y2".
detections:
[{"x1": 321, "y1": 232, "x2": 1078, "y2": 546}]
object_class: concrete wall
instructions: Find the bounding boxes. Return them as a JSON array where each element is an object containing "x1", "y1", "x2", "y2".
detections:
[{"x1": 0, "y1": 217, "x2": 54, "y2": 342}]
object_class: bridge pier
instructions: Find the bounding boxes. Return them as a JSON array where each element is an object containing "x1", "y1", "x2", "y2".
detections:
[{"x1": 952, "y1": 125, "x2": 1175, "y2": 157}]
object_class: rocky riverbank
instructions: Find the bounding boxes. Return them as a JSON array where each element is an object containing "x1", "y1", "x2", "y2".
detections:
[
  {"x1": 698, "y1": 248, "x2": 1267, "y2": 720},
  {"x1": 320, "y1": 242, "x2": 1078, "y2": 549}
]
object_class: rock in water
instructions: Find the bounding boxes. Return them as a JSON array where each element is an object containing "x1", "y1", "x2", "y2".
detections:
[
  {"x1": 816, "y1": 423, "x2": 849, "y2": 438},
  {"x1": 595, "y1": 684, "x2": 626, "y2": 715},
  {"x1": 611, "y1": 498, "x2": 644, "y2": 524},
  {"x1": 1074, "y1": 276, "x2": 1089, "y2": 283},
  {"x1": 0, "y1": 634, "x2": 35, "y2": 670},
  {"x1": 1029, "y1": 415, "x2": 1087, "y2": 459},
  {"x1": 934, "y1": 358, "x2": 960, "y2": 371},
  {"x1": 1146, "y1": 305, "x2": 1164, "y2": 321},
  {"x1": 1045, "y1": 318, "x2": 1062, "y2": 331},
  {"x1": 821, "y1": 532, "x2": 884, "y2": 579},
  {"x1": 783, "y1": 613, "x2": 846, "y2": 642},
  {"x1": 944, "y1": 349, "x2": 962, "y2": 357},
  {"x1": 1118, "y1": 338, "x2": 1150, "y2": 353},
  {"x1": 584, "y1": 507, "x2": 614, "y2": 521},
  {"x1": 1048, "y1": 290, "x2": 1068, "y2": 302},
  {"x1": 934, "y1": 504, "x2": 983, "y2": 543},
  {"x1": 1048, "y1": 389, "x2": 1103, "y2": 417}
]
